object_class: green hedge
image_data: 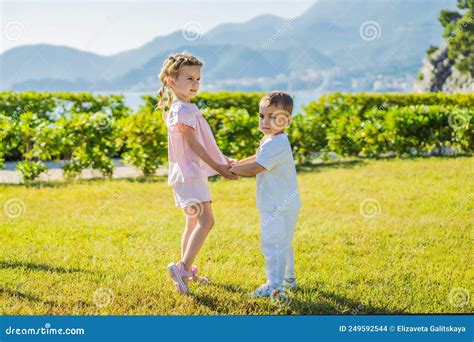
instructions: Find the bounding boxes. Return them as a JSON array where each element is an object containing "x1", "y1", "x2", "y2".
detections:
[
  {"x1": 316, "y1": 93, "x2": 474, "y2": 109},
  {"x1": 303, "y1": 93, "x2": 474, "y2": 159},
  {"x1": 118, "y1": 107, "x2": 167, "y2": 176},
  {"x1": 0, "y1": 91, "x2": 473, "y2": 181},
  {"x1": 0, "y1": 91, "x2": 130, "y2": 121},
  {"x1": 141, "y1": 91, "x2": 264, "y2": 114}
]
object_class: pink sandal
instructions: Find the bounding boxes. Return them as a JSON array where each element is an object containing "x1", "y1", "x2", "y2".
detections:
[
  {"x1": 189, "y1": 265, "x2": 211, "y2": 285},
  {"x1": 167, "y1": 261, "x2": 193, "y2": 295}
]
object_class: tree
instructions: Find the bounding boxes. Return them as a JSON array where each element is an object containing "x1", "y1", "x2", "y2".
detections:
[{"x1": 439, "y1": 0, "x2": 474, "y2": 76}]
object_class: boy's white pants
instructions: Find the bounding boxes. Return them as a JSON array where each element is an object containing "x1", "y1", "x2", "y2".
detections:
[{"x1": 259, "y1": 208, "x2": 300, "y2": 288}]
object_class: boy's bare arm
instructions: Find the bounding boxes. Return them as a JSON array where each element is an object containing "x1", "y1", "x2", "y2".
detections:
[
  {"x1": 229, "y1": 161, "x2": 264, "y2": 177},
  {"x1": 237, "y1": 155, "x2": 256, "y2": 164}
]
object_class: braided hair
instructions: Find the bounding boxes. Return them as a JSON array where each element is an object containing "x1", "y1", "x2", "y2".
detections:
[{"x1": 157, "y1": 51, "x2": 203, "y2": 122}]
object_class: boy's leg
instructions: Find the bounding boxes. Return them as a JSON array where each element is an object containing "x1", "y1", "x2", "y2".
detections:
[
  {"x1": 285, "y1": 246, "x2": 295, "y2": 280},
  {"x1": 260, "y1": 210, "x2": 290, "y2": 288},
  {"x1": 284, "y1": 208, "x2": 300, "y2": 281}
]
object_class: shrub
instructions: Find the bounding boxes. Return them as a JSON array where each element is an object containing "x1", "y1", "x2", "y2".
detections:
[{"x1": 118, "y1": 108, "x2": 167, "y2": 176}]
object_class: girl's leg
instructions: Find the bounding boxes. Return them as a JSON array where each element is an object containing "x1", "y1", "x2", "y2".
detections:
[
  {"x1": 181, "y1": 201, "x2": 214, "y2": 271},
  {"x1": 181, "y1": 213, "x2": 199, "y2": 259}
]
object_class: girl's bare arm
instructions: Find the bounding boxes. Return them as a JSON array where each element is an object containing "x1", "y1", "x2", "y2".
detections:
[{"x1": 180, "y1": 124, "x2": 237, "y2": 179}]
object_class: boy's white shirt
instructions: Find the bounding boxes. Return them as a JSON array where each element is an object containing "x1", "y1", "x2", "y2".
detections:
[{"x1": 255, "y1": 132, "x2": 302, "y2": 212}]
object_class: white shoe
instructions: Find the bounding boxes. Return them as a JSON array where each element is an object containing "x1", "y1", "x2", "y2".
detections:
[
  {"x1": 249, "y1": 283, "x2": 287, "y2": 299},
  {"x1": 282, "y1": 278, "x2": 298, "y2": 290}
]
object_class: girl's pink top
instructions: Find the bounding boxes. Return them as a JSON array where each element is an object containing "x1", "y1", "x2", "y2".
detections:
[{"x1": 166, "y1": 99, "x2": 227, "y2": 186}]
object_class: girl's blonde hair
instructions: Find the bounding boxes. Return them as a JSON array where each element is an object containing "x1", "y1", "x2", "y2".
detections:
[{"x1": 157, "y1": 51, "x2": 203, "y2": 121}]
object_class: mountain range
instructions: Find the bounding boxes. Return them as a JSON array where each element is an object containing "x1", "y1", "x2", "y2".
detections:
[{"x1": 0, "y1": 0, "x2": 456, "y2": 93}]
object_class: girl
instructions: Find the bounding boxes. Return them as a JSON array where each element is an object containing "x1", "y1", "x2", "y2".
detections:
[{"x1": 158, "y1": 52, "x2": 237, "y2": 295}]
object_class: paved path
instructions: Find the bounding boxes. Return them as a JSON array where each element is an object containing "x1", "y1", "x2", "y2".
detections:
[{"x1": 0, "y1": 159, "x2": 167, "y2": 184}]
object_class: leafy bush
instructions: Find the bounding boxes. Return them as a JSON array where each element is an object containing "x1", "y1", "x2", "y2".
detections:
[
  {"x1": 0, "y1": 91, "x2": 130, "y2": 121},
  {"x1": 0, "y1": 91, "x2": 473, "y2": 181},
  {"x1": 0, "y1": 114, "x2": 17, "y2": 169},
  {"x1": 141, "y1": 91, "x2": 264, "y2": 115},
  {"x1": 58, "y1": 112, "x2": 119, "y2": 178},
  {"x1": 16, "y1": 161, "x2": 48, "y2": 182},
  {"x1": 304, "y1": 93, "x2": 473, "y2": 158},
  {"x1": 287, "y1": 112, "x2": 328, "y2": 163},
  {"x1": 208, "y1": 107, "x2": 260, "y2": 159},
  {"x1": 118, "y1": 108, "x2": 167, "y2": 176}
]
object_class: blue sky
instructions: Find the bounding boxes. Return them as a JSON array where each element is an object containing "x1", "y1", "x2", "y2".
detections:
[{"x1": 1, "y1": 0, "x2": 314, "y2": 55}]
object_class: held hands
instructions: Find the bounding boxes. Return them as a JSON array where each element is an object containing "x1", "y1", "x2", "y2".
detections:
[
  {"x1": 216, "y1": 163, "x2": 238, "y2": 180},
  {"x1": 225, "y1": 157, "x2": 239, "y2": 166},
  {"x1": 228, "y1": 159, "x2": 244, "y2": 176},
  {"x1": 216, "y1": 156, "x2": 239, "y2": 180}
]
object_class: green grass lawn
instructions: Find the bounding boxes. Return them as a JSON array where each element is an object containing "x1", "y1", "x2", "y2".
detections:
[{"x1": 0, "y1": 157, "x2": 472, "y2": 315}]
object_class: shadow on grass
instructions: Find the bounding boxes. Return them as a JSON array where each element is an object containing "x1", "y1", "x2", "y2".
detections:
[
  {"x1": 191, "y1": 292, "x2": 222, "y2": 312},
  {"x1": 0, "y1": 260, "x2": 92, "y2": 274},
  {"x1": 0, "y1": 287, "x2": 57, "y2": 306},
  {"x1": 0, "y1": 286, "x2": 96, "y2": 314},
  {"x1": 289, "y1": 287, "x2": 407, "y2": 315},
  {"x1": 191, "y1": 290, "x2": 272, "y2": 315},
  {"x1": 207, "y1": 282, "x2": 407, "y2": 315}
]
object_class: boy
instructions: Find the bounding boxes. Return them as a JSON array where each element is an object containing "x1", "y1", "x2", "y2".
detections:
[{"x1": 229, "y1": 91, "x2": 302, "y2": 299}]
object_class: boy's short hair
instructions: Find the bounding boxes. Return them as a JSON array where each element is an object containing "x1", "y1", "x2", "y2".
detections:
[{"x1": 259, "y1": 91, "x2": 294, "y2": 115}]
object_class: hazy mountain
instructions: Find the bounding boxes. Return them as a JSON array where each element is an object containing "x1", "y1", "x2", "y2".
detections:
[
  {"x1": 288, "y1": 0, "x2": 452, "y2": 73},
  {"x1": 0, "y1": 0, "x2": 457, "y2": 92},
  {"x1": 0, "y1": 44, "x2": 110, "y2": 88}
]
